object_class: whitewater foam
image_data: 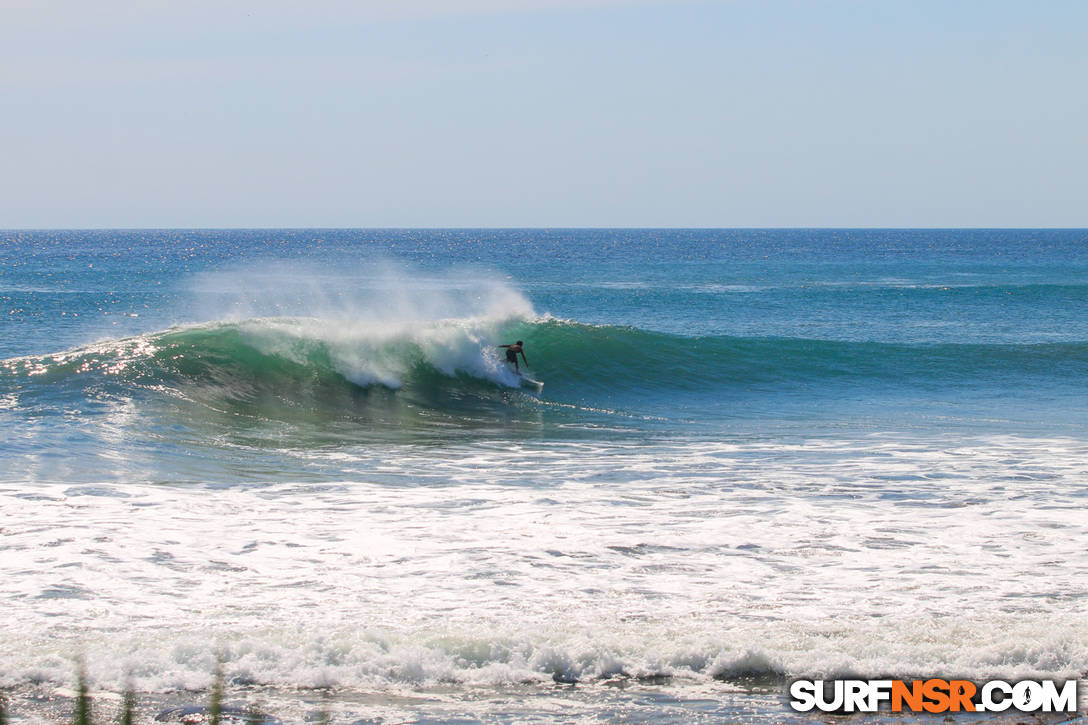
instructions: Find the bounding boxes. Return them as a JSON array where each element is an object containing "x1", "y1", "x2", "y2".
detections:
[
  {"x1": 235, "y1": 316, "x2": 528, "y2": 389},
  {"x1": 2, "y1": 434, "x2": 1086, "y2": 698}
]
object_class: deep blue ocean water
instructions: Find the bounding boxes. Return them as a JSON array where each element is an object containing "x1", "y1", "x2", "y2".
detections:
[{"x1": 1, "y1": 229, "x2": 1086, "y2": 722}]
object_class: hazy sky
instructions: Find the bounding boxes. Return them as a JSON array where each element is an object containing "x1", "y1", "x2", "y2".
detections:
[{"x1": 2, "y1": 0, "x2": 1086, "y2": 228}]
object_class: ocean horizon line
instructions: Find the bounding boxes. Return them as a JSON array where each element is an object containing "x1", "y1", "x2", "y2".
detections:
[{"x1": 4, "y1": 225, "x2": 1088, "y2": 232}]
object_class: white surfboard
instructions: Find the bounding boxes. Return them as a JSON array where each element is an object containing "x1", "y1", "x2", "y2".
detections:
[{"x1": 519, "y1": 374, "x2": 544, "y2": 392}]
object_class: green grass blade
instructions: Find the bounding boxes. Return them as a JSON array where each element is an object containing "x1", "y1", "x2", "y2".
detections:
[
  {"x1": 72, "y1": 661, "x2": 91, "y2": 725},
  {"x1": 119, "y1": 688, "x2": 135, "y2": 725},
  {"x1": 208, "y1": 656, "x2": 224, "y2": 725}
]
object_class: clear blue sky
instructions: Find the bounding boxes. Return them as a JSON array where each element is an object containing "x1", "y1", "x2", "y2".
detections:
[{"x1": 2, "y1": 0, "x2": 1085, "y2": 228}]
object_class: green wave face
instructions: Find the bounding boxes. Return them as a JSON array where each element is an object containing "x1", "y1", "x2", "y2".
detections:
[{"x1": 516, "y1": 319, "x2": 1088, "y2": 391}]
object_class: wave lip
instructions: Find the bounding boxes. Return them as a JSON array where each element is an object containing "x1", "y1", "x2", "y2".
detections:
[{"x1": 3, "y1": 315, "x2": 532, "y2": 385}]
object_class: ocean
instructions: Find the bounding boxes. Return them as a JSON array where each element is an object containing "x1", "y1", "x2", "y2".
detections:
[{"x1": 1, "y1": 228, "x2": 1086, "y2": 723}]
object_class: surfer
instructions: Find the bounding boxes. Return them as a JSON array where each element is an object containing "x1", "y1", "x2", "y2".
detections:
[{"x1": 499, "y1": 341, "x2": 528, "y2": 373}]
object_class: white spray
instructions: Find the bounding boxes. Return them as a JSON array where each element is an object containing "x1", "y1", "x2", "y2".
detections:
[{"x1": 184, "y1": 261, "x2": 538, "y2": 388}]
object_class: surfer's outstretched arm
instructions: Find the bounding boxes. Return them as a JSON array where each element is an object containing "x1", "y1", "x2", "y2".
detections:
[{"x1": 520, "y1": 352, "x2": 529, "y2": 367}]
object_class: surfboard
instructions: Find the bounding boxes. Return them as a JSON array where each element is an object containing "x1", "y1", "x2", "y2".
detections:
[{"x1": 519, "y1": 374, "x2": 544, "y2": 392}]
